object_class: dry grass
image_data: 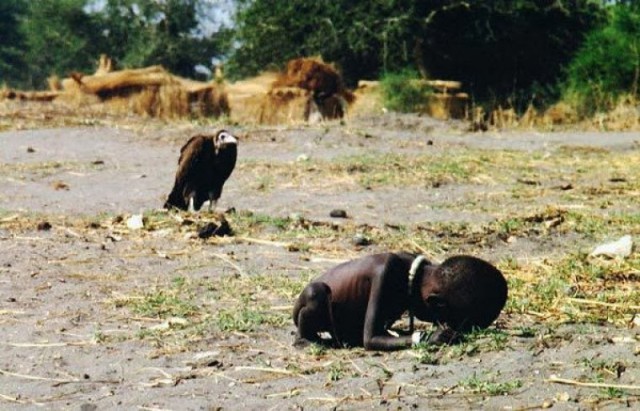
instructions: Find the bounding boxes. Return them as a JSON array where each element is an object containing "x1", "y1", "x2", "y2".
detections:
[
  {"x1": 476, "y1": 95, "x2": 640, "y2": 131},
  {"x1": 1, "y1": 122, "x2": 639, "y2": 408},
  {"x1": 1, "y1": 64, "x2": 229, "y2": 120}
]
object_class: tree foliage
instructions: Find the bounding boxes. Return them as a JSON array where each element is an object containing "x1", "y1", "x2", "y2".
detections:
[
  {"x1": 565, "y1": 3, "x2": 640, "y2": 113},
  {"x1": 2, "y1": 0, "x2": 230, "y2": 89},
  {"x1": 95, "y1": 0, "x2": 231, "y2": 79},
  {"x1": 0, "y1": 0, "x2": 28, "y2": 86},
  {"x1": 21, "y1": 0, "x2": 104, "y2": 88},
  {"x1": 228, "y1": 0, "x2": 606, "y2": 107}
]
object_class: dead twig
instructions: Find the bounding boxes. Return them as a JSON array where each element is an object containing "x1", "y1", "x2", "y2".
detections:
[
  {"x1": 236, "y1": 236, "x2": 292, "y2": 248},
  {"x1": 547, "y1": 375, "x2": 640, "y2": 391},
  {"x1": 51, "y1": 378, "x2": 121, "y2": 387},
  {"x1": 0, "y1": 214, "x2": 21, "y2": 223},
  {"x1": 0, "y1": 368, "x2": 74, "y2": 383},
  {"x1": 209, "y1": 252, "x2": 247, "y2": 277},
  {"x1": 567, "y1": 297, "x2": 640, "y2": 311},
  {"x1": 0, "y1": 393, "x2": 43, "y2": 406},
  {"x1": 3, "y1": 341, "x2": 93, "y2": 348},
  {"x1": 265, "y1": 388, "x2": 302, "y2": 398},
  {"x1": 234, "y1": 366, "x2": 302, "y2": 376}
]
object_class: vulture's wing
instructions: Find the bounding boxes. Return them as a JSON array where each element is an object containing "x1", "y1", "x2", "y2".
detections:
[
  {"x1": 166, "y1": 135, "x2": 211, "y2": 209},
  {"x1": 177, "y1": 135, "x2": 202, "y2": 165},
  {"x1": 173, "y1": 135, "x2": 210, "y2": 187}
]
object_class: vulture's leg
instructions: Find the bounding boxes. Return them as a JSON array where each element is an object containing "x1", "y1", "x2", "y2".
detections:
[
  {"x1": 208, "y1": 199, "x2": 217, "y2": 212},
  {"x1": 187, "y1": 196, "x2": 196, "y2": 213}
]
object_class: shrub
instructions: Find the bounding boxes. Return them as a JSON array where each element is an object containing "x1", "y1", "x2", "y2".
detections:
[
  {"x1": 564, "y1": 5, "x2": 640, "y2": 115},
  {"x1": 380, "y1": 70, "x2": 433, "y2": 113}
]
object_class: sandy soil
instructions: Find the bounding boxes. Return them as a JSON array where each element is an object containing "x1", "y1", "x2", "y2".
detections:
[{"x1": 1, "y1": 112, "x2": 639, "y2": 410}]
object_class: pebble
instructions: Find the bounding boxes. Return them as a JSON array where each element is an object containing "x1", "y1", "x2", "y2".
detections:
[
  {"x1": 37, "y1": 221, "x2": 52, "y2": 231},
  {"x1": 353, "y1": 234, "x2": 371, "y2": 246},
  {"x1": 329, "y1": 209, "x2": 348, "y2": 218}
]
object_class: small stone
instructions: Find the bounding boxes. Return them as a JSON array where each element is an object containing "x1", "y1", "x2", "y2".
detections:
[
  {"x1": 52, "y1": 181, "x2": 70, "y2": 191},
  {"x1": 186, "y1": 351, "x2": 223, "y2": 368},
  {"x1": 27, "y1": 147, "x2": 35, "y2": 153},
  {"x1": 126, "y1": 214, "x2": 144, "y2": 230},
  {"x1": 353, "y1": 234, "x2": 371, "y2": 246},
  {"x1": 198, "y1": 218, "x2": 233, "y2": 239},
  {"x1": 289, "y1": 213, "x2": 304, "y2": 223},
  {"x1": 37, "y1": 221, "x2": 52, "y2": 231},
  {"x1": 329, "y1": 209, "x2": 348, "y2": 218}
]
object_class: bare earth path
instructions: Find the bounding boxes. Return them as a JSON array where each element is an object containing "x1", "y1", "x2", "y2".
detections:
[{"x1": 0, "y1": 113, "x2": 639, "y2": 410}]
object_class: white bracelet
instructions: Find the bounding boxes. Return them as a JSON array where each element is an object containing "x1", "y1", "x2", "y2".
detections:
[{"x1": 411, "y1": 331, "x2": 424, "y2": 346}]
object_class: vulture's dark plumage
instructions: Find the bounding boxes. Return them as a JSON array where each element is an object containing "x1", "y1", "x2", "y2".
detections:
[{"x1": 164, "y1": 130, "x2": 238, "y2": 212}]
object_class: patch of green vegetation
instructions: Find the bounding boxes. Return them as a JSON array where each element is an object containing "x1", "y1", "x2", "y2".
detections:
[
  {"x1": 512, "y1": 326, "x2": 536, "y2": 338},
  {"x1": 564, "y1": 5, "x2": 640, "y2": 115},
  {"x1": 380, "y1": 69, "x2": 433, "y2": 113},
  {"x1": 307, "y1": 343, "x2": 327, "y2": 357},
  {"x1": 412, "y1": 343, "x2": 439, "y2": 365},
  {"x1": 217, "y1": 302, "x2": 288, "y2": 332},
  {"x1": 130, "y1": 290, "x2": 198, "y2": 318},
  {"x1": 330, "y1": 152, "x2": 481, "y2": 189},
  {"x1": 217, "y1": 307, "x2": 264, "y2": 332},
  {"x1": 473, "y1": 328, "x2": 510, "y2": 351},
  {"x1": 328, "y1": 361, "x2": 345, "y2": 382},
  {"x1": 232, "y1": 212, "x2": 292, "y2": 231},
  {"x1": 579, "y1": 357, "x2": 626, "y2": 380},
  {"x1": 499, "y1": 218, "x2": 523, "y2": 235},
  {"x1": 0, "y1": 160, "x2": 84, "y2": 179},
  {"x1": 460, "y1": 374, "x2": 523, "y2": 396},
  {"x1": 438, "y1": 328, "x2": 510, "y2": 361},
  {"x1": 599, "y1": 386, "x2": 625, "y2": 399},
  {"x1": 92, "y1": 327, "x2": 106, "y2": 344},
  {"x1": 503, "y1": 249, "x2": 640, "y2": 325}
]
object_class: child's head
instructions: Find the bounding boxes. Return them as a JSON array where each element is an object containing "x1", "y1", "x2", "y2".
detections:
[{"x1": 417, "y1": 255, "x2": 507, "y2": 331}]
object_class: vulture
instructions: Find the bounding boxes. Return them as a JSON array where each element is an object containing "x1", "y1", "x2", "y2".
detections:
[{"x1": 164, "y1": 130, "x2": 238, "y2": 212}]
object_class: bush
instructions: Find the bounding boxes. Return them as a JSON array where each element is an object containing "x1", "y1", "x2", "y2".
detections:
[
  {"x1": 380, "y1": 70, "x2": 433, "y2": 113},
  {"x1": 564, "y1": 5, "x2": 640, "y2": 115}
]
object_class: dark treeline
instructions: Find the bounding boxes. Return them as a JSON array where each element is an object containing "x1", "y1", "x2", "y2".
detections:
[
  {"x1": 1, "y1": 0, "x2": 638, "y2": 111},
  {"x1": 0, "y1": 0, "x2": 231, "y2": 89}
]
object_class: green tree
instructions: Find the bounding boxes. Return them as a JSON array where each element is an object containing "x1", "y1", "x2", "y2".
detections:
[
  {"x1": 0, "y1": 0, "x2": 29, "y2": 87},
  {"x1": 565, "y1": 3, "x2": 640, "y2": 113},
  {"x1": 416, "y1": 1, "x2": 606, "y2": 108},
  {"x1": 228, "y1": 0, "x2": 605, "y2": 108},
  {"x1": 21, "y1": 0, "x2": 103, "y2": 88},
  {"x1": 18, "y1": 0, "x2": 230, "y2": 88},
  {"x1": 227, "y1": 0, "x2": 405, "y2": 84},
  {"x1": 94, "y1": 0, "x2": 231, "y2": 78}
]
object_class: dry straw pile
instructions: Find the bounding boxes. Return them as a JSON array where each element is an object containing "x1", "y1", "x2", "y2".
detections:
[
  {"x1": 1, "y1": 55, "x2": 229, "y2": 120},
  {"x1": 226, "y1": 57, "x2": 355, "y2": 125}
]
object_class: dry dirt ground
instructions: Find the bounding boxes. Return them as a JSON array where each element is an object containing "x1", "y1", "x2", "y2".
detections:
[{"x1": 1, "y1": 106, "x2": 639, "y2": 410}]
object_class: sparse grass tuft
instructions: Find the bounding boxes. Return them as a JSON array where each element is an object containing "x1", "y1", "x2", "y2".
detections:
[
  {"x1": 461, "y1": 374, "x2": 523, "y2": 395},
  {"x1": 328, "y1": 362, "x2": 345, "y2": 382}
]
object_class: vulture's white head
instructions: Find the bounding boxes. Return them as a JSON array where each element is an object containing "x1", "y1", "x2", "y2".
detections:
[{"x1": 215, "y1": 130, "x2": 238, "y2": 149}]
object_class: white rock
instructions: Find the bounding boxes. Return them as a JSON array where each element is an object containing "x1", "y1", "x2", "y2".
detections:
[
  {"x1": 589, "y1": 235, "x2": 633, "y2": 258},
  {"x1": 126, "y1": 214, "x2": 144, "y2": 230}
]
